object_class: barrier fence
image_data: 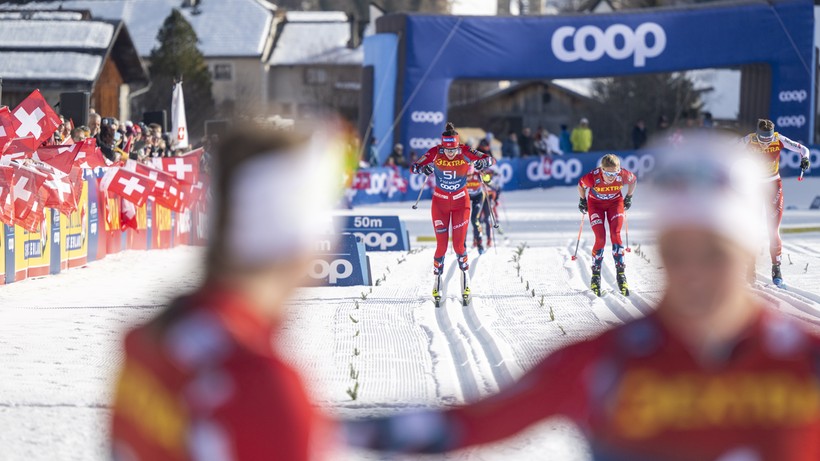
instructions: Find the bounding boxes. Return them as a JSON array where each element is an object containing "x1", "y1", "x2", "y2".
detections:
[
  {"x1": 0, "y1": 171, "x2": 208, "y2": 285},
  {"x1": 348, "y1": 149, "x2": 819, "y2": 207}
]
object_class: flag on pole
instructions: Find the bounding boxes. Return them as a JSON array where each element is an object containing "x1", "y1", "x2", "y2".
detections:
[{"x1": 171, "y1": 81, "x2": 189, "y2": 149}]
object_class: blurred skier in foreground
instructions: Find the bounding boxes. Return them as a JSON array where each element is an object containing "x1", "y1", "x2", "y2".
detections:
[
  {"x1": 740, "y1": 118, "x2": 811, "y2": 287},
  {"x1": 345, "y1": 133, "x2": 820, "y2": 460},
  {"x1": 110, "y1": 125, "x2": 341, "y2": 460}
]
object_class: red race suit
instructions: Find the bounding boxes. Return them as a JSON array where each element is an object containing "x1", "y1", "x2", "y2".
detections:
[
  {"x1": 349, "y1": 307, "x2": 820, "y2": 461},
  {"x1": 111, "y1": 287, "x2": 334, "y2": 461},
  {"x1": 740, "y1": 132, "x2": 810, "y2": 264},
  {"x1": 414, "y1": 145, "x2": 493, "y2": 263},
  {"x1": 578, "y1": 167, "x2": 636, "y2": 268}
]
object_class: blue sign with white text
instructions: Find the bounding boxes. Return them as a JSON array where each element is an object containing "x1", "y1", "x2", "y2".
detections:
[
  {"x1": 334, "y1": 216, "x2": 411, "y2": 252},
  {"x1": 308, "y1": 233, "x2": 372, "y2": 287}
]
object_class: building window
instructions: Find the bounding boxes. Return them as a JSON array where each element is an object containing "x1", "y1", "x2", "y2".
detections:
[
  {"x1": 304, "y1": 68, "x2": 327, "y2": 85},
  {"x1": 212, "y1": 63, "x2": 233, "y2": 81}
]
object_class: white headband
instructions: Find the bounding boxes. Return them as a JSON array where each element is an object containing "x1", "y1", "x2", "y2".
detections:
[{"x1": 220, "y1": 133, "x2": 340, "y2": 266}]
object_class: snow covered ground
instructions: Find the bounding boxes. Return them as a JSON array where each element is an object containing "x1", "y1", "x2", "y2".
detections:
[{"x1": 1, "y1": 179, "x2": 819, "y2": 460}]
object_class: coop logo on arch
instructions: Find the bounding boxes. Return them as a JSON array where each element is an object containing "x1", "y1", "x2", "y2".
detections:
[
  {"x1": 409, "y1": 138, "x2": 439, "y2": 149},
  {"x1": 411, "y1": 111, "x2": 445, "y2": 124},
  {"x1": 551, "y1": 22, "x2": 667, "y2": 67}
]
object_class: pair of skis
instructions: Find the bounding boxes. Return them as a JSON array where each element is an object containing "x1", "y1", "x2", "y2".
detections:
[
  {"x1": 591, "y1": 271, "x2": 630, "y2": 297},
  {"x1": 433, "y1": 271, "x2": 471, "y2": 307}
]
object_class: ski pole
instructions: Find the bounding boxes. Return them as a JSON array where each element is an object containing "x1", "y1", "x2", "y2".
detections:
[
  {"x1": 571, "y1": 213, "x2": 584, "y2": 261},
  {"x1": 624, "y1": 212, "x2": 631, "y2": 253},
  {"x1": 798, "y1": 168, "x2": 805, "y2": 182},
  {"x1": 411, "y1": 178, "x2": 426, "y2": 209},
  {"x1": 480, "y1": 182, "x2": 499, "y2": 229}
]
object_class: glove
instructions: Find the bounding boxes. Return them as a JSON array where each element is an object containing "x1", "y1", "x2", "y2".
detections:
[
  {"x1": 411, "y1": 163, "x2": 434, "y2": 175},
  {"x1": 579, "y1": 197, "x2": 588, "y2": 214},
  {"x1": 624, "y1": 195, "x2": 633, "y2": 210},
  {"x1": 801, "y1": 156, "x2": 811, "y2": 170},
  {"x1": 473, "y1": 158, "x2": 490, "y2": 171}
]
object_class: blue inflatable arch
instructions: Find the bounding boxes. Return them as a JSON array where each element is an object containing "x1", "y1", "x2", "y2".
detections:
[{"x1": 362, "y1": 0, "x2": 815, "y2": 162}]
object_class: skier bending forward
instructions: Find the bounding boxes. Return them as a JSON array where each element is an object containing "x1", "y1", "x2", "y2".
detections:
[
  {"x1": 411, "y1": 122, "x2": 494, "y2": 307},
  {"x1": 577, "y1": 154, "x2": 637, "y2": 296}
]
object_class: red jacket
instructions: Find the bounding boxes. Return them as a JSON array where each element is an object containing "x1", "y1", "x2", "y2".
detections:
[
  {"x1": 111, "y1": 287, "x2": 333, "y2": 460},
  {"x1": 579, "y1": 167, "x2": 636, "y2": 203}
]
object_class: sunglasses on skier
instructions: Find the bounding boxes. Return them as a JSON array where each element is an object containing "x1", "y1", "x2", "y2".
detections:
[
  {"x1": 443, "y1": 148, "x2": 459, "y2": 155},
  {"x1": 602, "y1": 169, "x2": 621, "y2": 178}
]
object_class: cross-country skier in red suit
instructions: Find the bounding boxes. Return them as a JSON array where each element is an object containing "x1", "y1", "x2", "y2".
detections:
[
  {"x1": 411, "y1": 122, "x2": 494, "y2": 307},
  {"x1": 344, "y1": 134, "x2": 820, "y2": 461},
  {"x1": 578, "y1": 154, "x2": 637, "y2": 296}
]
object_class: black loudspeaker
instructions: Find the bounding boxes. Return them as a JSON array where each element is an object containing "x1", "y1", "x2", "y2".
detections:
[
  {"x1": 143, "y1": 110, "x2": 168, "y2": 133},
  {"x1": 59, "y1": 91, "x2": 90, "y2": 127}
]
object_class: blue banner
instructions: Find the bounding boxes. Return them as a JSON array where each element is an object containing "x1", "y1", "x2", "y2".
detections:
[
  {"x1": 348, "y1": 148, "x2": 818, "y2": 206},
  {"x1": 49, "y1": 210, "x2": 61, "y2": 275},
  {"x1": 308, "y1": 234, "x2": 372, "y2": 286},
  {"x1": 334, "y1": 215, "x2": 411, "y2": 251},
  {"x1": 366, "y1": 0, "x2": 815, "y2": 162}
]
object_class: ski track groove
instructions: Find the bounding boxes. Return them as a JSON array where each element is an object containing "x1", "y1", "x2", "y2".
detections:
[
  {"x1": 464, "y1": 254, "x2": 517, "y2": 389},
  {"x1": 433, "y1": 256, "x2": 482, "y2": 402}
]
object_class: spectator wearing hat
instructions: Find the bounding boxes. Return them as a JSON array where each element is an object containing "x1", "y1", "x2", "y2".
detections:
[
  {"x1": 387, "y1": 143, "x2": 408, "y2": 168},
  {"x1": 571, "y1": 118, "x2": 593, "y2": 153}
]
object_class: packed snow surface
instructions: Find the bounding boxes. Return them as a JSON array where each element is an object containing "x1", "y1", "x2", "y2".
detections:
[{"x1": 2, "y1": 179, "x2": 819, "y2": 460}]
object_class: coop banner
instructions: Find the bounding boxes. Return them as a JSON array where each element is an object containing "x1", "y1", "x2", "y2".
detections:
[
  {"x1": 307, "y1": 233, "x2": 371, "y2": 287},
  {"x1": 334, "y1": 215, "x2": 411, "y2": 252},
  {"x1": 348, "y1": 148, "x2": 817, "y2": 206}
]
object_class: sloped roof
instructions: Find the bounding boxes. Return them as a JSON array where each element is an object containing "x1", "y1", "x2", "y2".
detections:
[
  {"x1": 0, "y1": 0, "x2": 273, "y2": 58},
  {"x1": 0, "y1": 17, "x2": 147, "y2": 86},
  {"x1": 269, "y1": 11, "x2": 362, "y2": 66}
]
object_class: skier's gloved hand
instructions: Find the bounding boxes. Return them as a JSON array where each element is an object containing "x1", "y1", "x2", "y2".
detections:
[
  {"x1": 473, "y1": 157, "x2": 492, "y2": 171},
  {"x1": 579, "y1": 197, "x2": 588, "y2": 214},
  {"x1": 624, "y1": 195, "x2": 633, "y2": 210},
  {"x1": 411, "y1": 163, "x2": 434, "y2": 175},
  {"x1": 422, "y1": 164, "x2": 435, "y2": 175},
  {"x1": 801, "y1": 156, "x2": 811, "y2": 170}
]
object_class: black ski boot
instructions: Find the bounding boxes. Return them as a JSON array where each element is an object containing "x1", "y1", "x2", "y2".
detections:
[
  {"x1": 616, "y1": 268, "x2": 630, "y2": 296},
  {"x1": 591, "y1": 265, "x2": 602, "y2": 297},
  {"x1": 772, "y1": 264, "x2": 784, "y2": 288},
  {"x1": 432, "y1": 257, "x2": 444, "y2": 307}
]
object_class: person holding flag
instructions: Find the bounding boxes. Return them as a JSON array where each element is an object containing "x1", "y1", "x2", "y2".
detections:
[
  {"x1": 410, "y1": 122, "x2": 494, "y2": 307},
  {"x1": 740, "y1": 118, "x2": 811, "y2": 287},
  {"x1": 577, "y1": 154, "x2": 636, "y2": 296}
]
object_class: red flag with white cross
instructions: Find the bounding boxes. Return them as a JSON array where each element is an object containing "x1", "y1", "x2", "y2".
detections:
[
  {"x1": 73, "y1": 138, "x2": 108, "y2": 169},
  {"x1": 10, "y1": 162, "x2": 48, "y2": 231},
  {"x1": 160, "y1": 156, "x2": 199, "y2": 184},
  {"x1": 11, "y1": 90, "x2": 61, "y2": 151},
  {"x1": 34, "y1": 163, "x2": 78, "y2": 216},
  {"x1": 124, "y1": 160, "x2": 185, "y2": 212},
  {"x1": 0, "y1": 165, "x2": 15, "y2": 226},
  {"x1": 100, "y1": 167, "x2": 155, "y2": 208},
  {"x1": 1, "y1": 137, "x2": 37, "y2": 162},
  {"x1": 0, "y1": 107, "x2": 14, "y2": 155},
  {"x1": 33, "y1": 142, "x2": 81, "y2": 175}
]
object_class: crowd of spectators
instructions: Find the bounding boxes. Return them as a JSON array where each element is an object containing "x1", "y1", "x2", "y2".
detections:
[{"x1": 52, "y1": 109, "x2": 209, "y2": 167}]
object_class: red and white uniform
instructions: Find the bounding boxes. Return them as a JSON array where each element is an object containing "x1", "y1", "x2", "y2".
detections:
[
  {"x1": 740, "y1": 132, "x2": 810, "y2": 264},
  {"x1": 414, "y1": 144, "x2": 492, "y2": 259},
  {"x1": 349, "y1": 306, "x2": 820, "y2": 460},
  {"x1": 578, "y1": 168, "x2": 636, "y2": 263},
  {"x1": 111, "y1": 287, "x2": 334, "y2": 461}
]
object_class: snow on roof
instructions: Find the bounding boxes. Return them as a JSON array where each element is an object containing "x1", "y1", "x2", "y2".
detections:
[
  {"x1": 0, "y1": 19, "x2": 114, "y2": 50},
  {"x1": 0, "y1": 51, "x2": 102, "y2": 81},
  {"x1": 3, "y1": 0, "x2": 272, "y2": 57},
  {"x1": 269, "y1": 18, "x2": 361, "y2": 66},
  {"x1": 285, "y1": 11, "x2": 348, "y2": 22},
  {"x1": 0, "y1": 11, "x2": 84, "y2": 20}
]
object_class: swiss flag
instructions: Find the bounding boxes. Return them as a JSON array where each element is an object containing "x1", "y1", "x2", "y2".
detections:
[
  {"x1": 11, "y1": 90, "x2": 61, "y2": 151},
  {"x1": 120, "y1": 197, "x2": 139, "y2": 231},
  {"x1": 74, "y1": 138, "x2": 108, "y2": 169},
  {"x1": 0, "y1": 165, "x2": 15, "y2": 226},
  {"x1": 100, "y1": 167, "x2": 155, "y2": 208},
  {"x1": 33, "y1": 142, "x2": 82, "y2": 174},
  {"x1": 160, "y1": 156, "x2": 199, "y2": 184},
  {"x1": 1, "y1": 137, "x2": 37, "y2": 163},
  {"x1": 0, "y1": 107, "x2": 14, "y2": 155},
  {"x1": 180, "y1": 147, "x2": 204, "y2": 162},
  {"x1": 36, "y1": 164, "x2": 78, "y2": 216},
  {"x1": 124, "y1": 160, "x2": 185, "y2": 212},
  {"x1": 10, "y1": 163, "x2": 47, "y2": 232}
]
